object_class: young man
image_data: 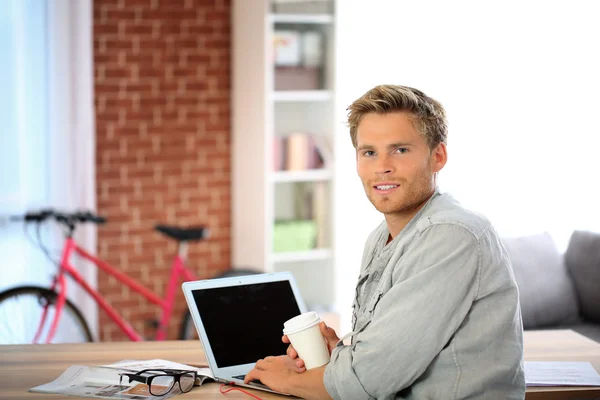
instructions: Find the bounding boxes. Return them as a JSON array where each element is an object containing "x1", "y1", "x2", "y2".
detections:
[{"x1": 245, "y1": 85, "x2": 525, "y2": 399}]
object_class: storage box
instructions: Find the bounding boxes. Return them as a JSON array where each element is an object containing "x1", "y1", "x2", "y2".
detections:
[
  {"x1": 273, "y1": 31, "x2": 302, "y2": 66},
  {"x1": 275, "y1": 66, "x2": 321, "y2": 91},
  {"x1": 273, "y1": 220, "x2": 317, "y2": 253}
]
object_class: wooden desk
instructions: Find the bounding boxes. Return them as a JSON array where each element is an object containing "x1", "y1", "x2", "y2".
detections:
[
  {"x1": 0, "y1": 340, "x2": 280, "y2": 399},
  {"x1": 1, "y1": 330, "x2": 599, "y2": 399}
]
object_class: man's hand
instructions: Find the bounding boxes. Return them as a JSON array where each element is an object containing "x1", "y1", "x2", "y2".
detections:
[
  {"x1": 283, "y1": 322, "x2": 340, "y2": 371},
  {"x1": 244, "y1": 356, "x2": 332, "y2": 400},
  {"x1": 243, "y1": 355, "x2": 297, "y2": 393}
]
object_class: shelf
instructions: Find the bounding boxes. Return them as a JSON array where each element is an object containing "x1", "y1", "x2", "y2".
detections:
[
  {"x1": 270, "y1": 14, "x2": 334, "y2": 24},
  {"x1": 233, "y1": 1, "x2": 336, "y2": 309},
  {"x1": 271, "y1": 169, "x2": 332, "y2": 183},
  {"x1": 271, "y1": 90, "x2": 332, "y2": 102},
  {"x1": 272, "y1": 248, "x2": 332, "y2": 263}
]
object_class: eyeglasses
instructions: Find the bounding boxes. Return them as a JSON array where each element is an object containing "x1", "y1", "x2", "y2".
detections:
[{"x1": 119, "y1": 368, "x2": 197, "y2": 396}]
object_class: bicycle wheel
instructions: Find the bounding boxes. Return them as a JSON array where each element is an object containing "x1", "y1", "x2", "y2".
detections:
[
  {"x1": 179, "y1": 310, "x2": 197, "y2": 340},
  {"x1": 0, "y1": 286, "x2": 93, "y2": 344}
]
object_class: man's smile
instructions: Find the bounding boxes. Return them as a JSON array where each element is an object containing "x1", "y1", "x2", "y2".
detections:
[{"x1": 372, "y1": 182, "x2": 400, "y2": 194}]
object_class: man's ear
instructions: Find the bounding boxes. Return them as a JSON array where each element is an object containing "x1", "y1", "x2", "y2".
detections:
[{"x1": 431, "y1": 142, "x2": 447, "y2": 173}]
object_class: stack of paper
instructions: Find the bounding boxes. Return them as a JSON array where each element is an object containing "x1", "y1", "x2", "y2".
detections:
[{"x1": 525, "y1": 361, "x2": 600, "y2": 387}]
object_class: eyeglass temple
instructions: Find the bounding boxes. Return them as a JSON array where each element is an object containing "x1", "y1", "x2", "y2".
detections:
[{"x1": 135, "y1": 368, "x2": 190, "y2": 375}]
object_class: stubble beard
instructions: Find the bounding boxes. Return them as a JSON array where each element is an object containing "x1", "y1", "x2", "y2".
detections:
[{"x1": 365, "y1": 171, "x2": 436, "y2": 216}]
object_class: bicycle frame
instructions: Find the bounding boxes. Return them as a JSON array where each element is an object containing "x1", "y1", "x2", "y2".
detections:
[{"x1": 35, "y1": 237, "x2": 198, "y2": 343}]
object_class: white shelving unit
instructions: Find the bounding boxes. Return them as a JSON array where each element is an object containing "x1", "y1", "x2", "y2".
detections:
[
  {"x1": 271, "y1": 248, "x2": 333, "y2": 264},
  {"x1": 232, "y1": 0, "x2": 336, "y2": 312},
  {"x1": 269, "y1": 14, "x2": 334, "y2": 24},
  {"x1": 271, "y1": 90, "x2": 333, "y2": 102},
  {"x1": 271, "y1": 169, "x2": 333, "y2": 183}
]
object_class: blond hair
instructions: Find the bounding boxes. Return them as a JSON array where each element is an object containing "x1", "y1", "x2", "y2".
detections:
[{"x1": 347, "y1": 84, "x2": 447, "y2": 149}]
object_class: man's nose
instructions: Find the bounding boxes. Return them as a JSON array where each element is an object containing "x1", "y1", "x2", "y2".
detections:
[{"x1": 375, "y1": 155, "x2": 394, "y2": 175}]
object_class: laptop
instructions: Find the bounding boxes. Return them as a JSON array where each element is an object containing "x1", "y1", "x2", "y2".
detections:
[{"x1": 181, "y1": 271, "x2": 307, "y2": 394}]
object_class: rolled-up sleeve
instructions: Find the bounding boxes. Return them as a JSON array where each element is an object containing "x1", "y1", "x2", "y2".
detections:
[
  {"x1": 324, "y1": 224, "x2": 482, "y2": 399},
  {"x1": 324, "y1": 344, "x2": 373, "y2": 399}
]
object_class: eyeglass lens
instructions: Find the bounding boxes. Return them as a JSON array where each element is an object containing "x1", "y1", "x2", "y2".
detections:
[
  {"x1": 178, "y1": 372, "x2": 196, "y2": 392},
  {"x1": 149, "y1": 372, "x2": 195, "y2": 395}
]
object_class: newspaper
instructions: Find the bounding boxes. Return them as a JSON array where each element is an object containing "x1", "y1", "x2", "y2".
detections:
[
  {"x1": 29, "y1": 359, "x2": 214, "y2": 399},
  {"x1": 101, "y1": 359, "x2": 214, "y2": 386}
]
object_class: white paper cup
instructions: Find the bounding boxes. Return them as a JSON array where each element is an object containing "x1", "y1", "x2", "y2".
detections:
[{"x1": 283, "y1": 311, "x2": 330, "y2": 370}]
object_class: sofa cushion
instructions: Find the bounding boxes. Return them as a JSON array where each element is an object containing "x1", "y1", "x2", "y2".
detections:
[
  {"x1": 566, "y1": 323, "x2": 600, "y2": 344},
  {"x1": 502, "y1": 233, "x2": 580, "y2": 329},
  {"x1": 564, "y1": 230, "x2": 600, "y2": 323}
]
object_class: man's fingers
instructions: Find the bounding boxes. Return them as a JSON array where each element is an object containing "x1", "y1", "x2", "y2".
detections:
[
  {"x1": 288, "y1": 355, "x2": 305, "y2": 373},
  {"x1": 244, "y1": 369, "x2": 260, "y2": 384},
  {"x1": 254, "y1": 358, "x2": 265, "y2": 370},
  {"x1": 255, "y1": 356, "x2": 277, "y2": 370},
  {"x1": 285, "y1": 345, "x2": 305, "y2": 372},
  {"x1": 286, "y1": 344, "x2": 298, "y2": 359},
  {"x1": 282, "y1": 335, "x2": 290, "y2": 344},
  {"x1": 320, "y1": 321, "x2": 339, "y2": 342},
  {"x1": 320, "y1": 321, "x2": 340, "y2": 354}
]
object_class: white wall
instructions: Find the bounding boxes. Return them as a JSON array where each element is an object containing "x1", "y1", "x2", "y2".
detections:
[{"x1": 333, "y1": 0, "x2": 600, "y2": 333}]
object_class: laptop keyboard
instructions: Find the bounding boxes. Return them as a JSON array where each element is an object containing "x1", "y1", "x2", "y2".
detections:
[{"x1": 232, "y1": 375, "x2": 266, "y2": 387}]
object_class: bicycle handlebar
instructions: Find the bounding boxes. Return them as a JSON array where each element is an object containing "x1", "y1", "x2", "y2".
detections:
[{"x1": 11, "y1": 210, "x2": 107, "y2": 226}]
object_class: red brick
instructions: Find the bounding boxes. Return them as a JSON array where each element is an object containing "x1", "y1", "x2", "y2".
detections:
[
  {"x1": 123, "y1": 24, "x2": 154, "y2": 35},
  {"x1": 94, "y1": 0, "x2": 231, "y2": 341},
  {"x1": 105, "y1": 9, "x2": 136, "y2": 20}
]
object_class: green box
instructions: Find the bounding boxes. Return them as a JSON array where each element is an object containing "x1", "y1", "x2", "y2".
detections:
[{"x1": 273, "y1": 220, "x2": 317, "y2": 253}]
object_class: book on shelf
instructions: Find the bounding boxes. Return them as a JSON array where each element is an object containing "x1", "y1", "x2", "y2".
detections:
[
  {"x1": 274, "y1": 132, "x2": 329, "y2": 172},
  {"x1": 273, "y1": 135, "x2": 287, "y2": 171},
  {"x1": 287, "y1": 133, "x2": 311, "y2": 170},
  {"x1": 311, "y1": 132, "x2": 333, "y2": 166}
]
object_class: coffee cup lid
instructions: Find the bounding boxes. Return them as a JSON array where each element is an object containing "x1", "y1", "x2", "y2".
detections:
[{"x1": 283, "y1": 311, "x2": 321, "y2": 335}]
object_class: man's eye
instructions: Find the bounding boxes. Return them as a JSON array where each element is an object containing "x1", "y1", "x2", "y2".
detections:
[
  {"x1": 394, "y1": 147, "x2": 408, "y2": 154},
  {"x1": 363, "y1": 150, "x2": 375, "y2": 157}
]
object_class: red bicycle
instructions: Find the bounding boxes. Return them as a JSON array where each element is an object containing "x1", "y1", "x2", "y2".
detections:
[{"x1": 0, "y1": 210, "x2": 207, "y2": 344}]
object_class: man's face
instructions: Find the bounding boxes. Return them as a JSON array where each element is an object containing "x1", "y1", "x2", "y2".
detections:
[{"x1": 356, "y1": 111, "x2": 447, "y2": 216}]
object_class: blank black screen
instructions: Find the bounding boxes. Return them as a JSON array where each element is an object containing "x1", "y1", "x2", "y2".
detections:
[{"x1": 191, "y1": 281, "x2": 301, "y2": 368}]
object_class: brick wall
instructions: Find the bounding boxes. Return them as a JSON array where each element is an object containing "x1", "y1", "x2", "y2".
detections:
[{"x1": 94, "y1": 0, "x2": 231, "y2": 341}]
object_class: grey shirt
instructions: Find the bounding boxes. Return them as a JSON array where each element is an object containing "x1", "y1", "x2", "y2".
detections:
[{"x1": 323, "y1": 191, "x2": 525, "y2": 399}]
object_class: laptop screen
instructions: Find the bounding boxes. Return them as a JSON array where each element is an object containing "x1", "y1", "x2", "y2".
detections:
[{"x1": 190, "y1": 280, "x2": 302, "y2": 368}]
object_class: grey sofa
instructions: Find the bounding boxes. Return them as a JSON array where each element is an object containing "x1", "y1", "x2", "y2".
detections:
[{"x1": 502, "y1": 231, "x2": 600, "y2": 343}]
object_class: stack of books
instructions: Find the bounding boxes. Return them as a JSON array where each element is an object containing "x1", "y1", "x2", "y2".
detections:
[{"x1": 273, "y1": 132, "x2": 331, "y2": 171}]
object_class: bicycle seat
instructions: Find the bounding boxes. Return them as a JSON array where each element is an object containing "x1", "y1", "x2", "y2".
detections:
[{"x1": 154, "y1": 225, "x2": 209, "y2": 242}]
